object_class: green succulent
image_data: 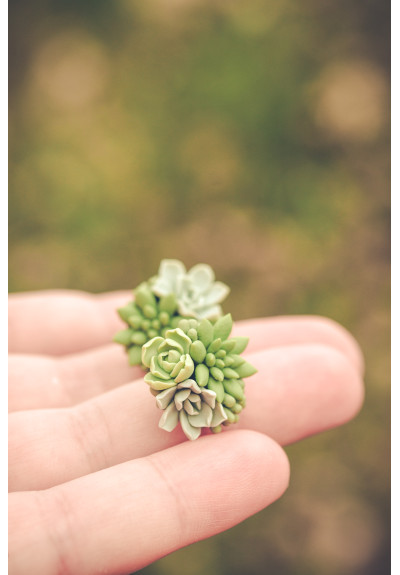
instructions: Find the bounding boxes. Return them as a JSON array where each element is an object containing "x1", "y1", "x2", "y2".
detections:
[
  {"x1": 142, "y1": 314, "x2": 257, "y2": 440},
  {"x1": 113, "y1": 282, "x2": 182, "y2": 366}
]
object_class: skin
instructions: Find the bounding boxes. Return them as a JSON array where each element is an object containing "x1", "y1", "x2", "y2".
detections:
[{"x1": 8, "y1": 290, "x2": 365, "y2": 575}]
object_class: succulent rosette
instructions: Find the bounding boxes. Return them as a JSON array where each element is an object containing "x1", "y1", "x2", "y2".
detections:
[
  {"x1": 150, "y1": 259, "x2": 230, "y2": 320},
  {"x1": 142, "y1": 314, "x2": 257, "y2": 440},
  {"x1": 113, "y1": 282, "x2": 182, "y2": 365},
  {"x1": 113, "y1": 259, "x2": 230, "y2": 366}
]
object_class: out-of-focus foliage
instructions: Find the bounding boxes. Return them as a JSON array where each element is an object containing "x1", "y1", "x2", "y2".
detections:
[{"x1": 9, "y1": 1, "x2": 390, "y2": 574}]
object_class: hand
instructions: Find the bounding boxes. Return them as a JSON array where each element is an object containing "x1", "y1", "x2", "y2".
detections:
[{"x1": 8, "y1": 290, "x2": 364, "y2": 575}]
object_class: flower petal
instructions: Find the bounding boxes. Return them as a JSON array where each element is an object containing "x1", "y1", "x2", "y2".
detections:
[
  {"x1": 144, "y1": 372, "x2": 176, "y2": 391},
  {"x1": 180, "y1": 411, "x2": 201, "y2": 440},
  {"x1": 174, "y1": 388, "x2": 191, "y2": 410},
  {"x1": 159, "y1": 402, "x2": 179, "y2": 432},
  {"x1": 141, "y1": 337, "x2": 164, "y2": 368},
  {"x1": 177, "y1": 379, "x2": 201, "y2": 393},
  {"x1": 174, "y1": 354, "x2": 195, "y2": 383},
  {"x1": 210, "y1": 402, "x2": 228, "y2": 427},
  {"x1": 150, "y1": 356, "x2": 172, "y2": 380},
  {"x1": 194, "y1": 305, "x2": 223, "y2": 320},
  {"x1": 164, "y1": 328, "x2": 191, "y2": 354},
  {"x1": 200, "y1": 389, "x2": 217, "y2": 409},
  {"x1": 155, "y1": 386, "x2": 177, "y2": 410},
  {"x1": 187, "y1": 264, "x2": 215, "y2": 290},
  {"x1": 187, "y1": 403, "x2": 213, "y2": 428}
]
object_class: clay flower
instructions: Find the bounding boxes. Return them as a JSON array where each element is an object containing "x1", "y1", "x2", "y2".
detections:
[
  {"x1": 142, "y1": 314, "x2": 257, "y2": 439},
  {"x1": 142, "y1": 328, "x2": 195, "y2": 390},
  {"x1": 150, "y1": 259, "x2": 230, "y2": 320},
  {"x1": 155, "y1": 379, "x2": 227, "y2": 441}
]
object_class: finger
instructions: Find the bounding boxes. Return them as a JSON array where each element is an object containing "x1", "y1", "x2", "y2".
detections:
[
  {"x1": 9, "y1": 344, "x2": 363, "y2": 491},
  {"x1": 235, "y1": 315, "x2": 364, "y2": 374},
  {"x1": 8, "y1": 289, "x2": 364, "y2": 373},
  {"x1": 8, "y1": 345, "x2": 143, "y2": 412},
  {"x1": 8, "y1": 315, "x2": 363, "y2": 411},
  {"x1": 8, "y1": 290, "x2": 132, "y2": 356},
  {"x1": 9, "y1": 430, "x2": 289, "y2": 575}
]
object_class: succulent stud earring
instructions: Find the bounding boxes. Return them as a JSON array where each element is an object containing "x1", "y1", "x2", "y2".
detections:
[{"x1": 114, "y1": 259, "x2": 257, "y2": 441}]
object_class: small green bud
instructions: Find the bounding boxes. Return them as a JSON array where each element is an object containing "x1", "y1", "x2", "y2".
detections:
[
  {"x1": 159, "y1": 293, "x2": 178, "y2": 315},
  {"x1": 215, "y1": 359, "x2": 225, "y2": 369},
  {"x1": 128, "y1": 345, "x2": 142, "y2": 365},
  {"x1": 141, "y1": 319, "x2": 151, "y2": 331},
  {"x1": 205, "y1": 353, "x2": 216, "y2": 367},
  {"x1": 159, "y1": 311, "x2": 170, "y2": 326},
  {"x1": 195, "y1": 363, "x2": 209, "y2": 387},
  {"x1": 235, "y1": 361, "x2": 257, "y2": 378},
  {"x1": 211, "y1": 425, "x2": 222, "y2": 433},
  {"x1": 113, "y1": 328, "x2": 134, "y2": 346},
  {"x1": 187, "y1": 328, "x2": 198, "y2": 341},
  {"x1": 210, "y1": 366, "x2": 224, "y2": 382},
  {"x1": 223, "y1": 355, "x2": 234, "y2": 367},
  {"x1": 208, "y1": 338, "x2": 222, "y2": 353},
  {"x1": 131, "y1": 331, "x2": 147, "y2": 346},
  {"x1": 223, "y1": 393, "x2": 236, "y2": 408},
  {"x1": 151, "y1": 319, "x2": 161, "y2": 330},
  {"x1": 223, "y1": 367, "x2": 239, "y2": 379},
  {"x1": 213, "y1": 314, "x2": 233, "y2": 341},
  {"x1": 178, "y1": 319, "x2": 190, "y2": 332},
  {"x1": 190, "y1": 340, "x2": 207, "y2": 363},
  {"x1": 232, "y1": 403, "x2": 243, "y2": 414},
  {"x1": 117, "y1": 302, "x2": 137, "y2": 322},
  {"x1": 134, "y1": 284, "x2": 157, "y2": 310},
  {"x1": 197, "y1": 318, "x2": 214, "y2": 347},
  {"x1": 215, "y1": 349, "x2": 226, "y2": 359},
  {"x1": 143, "y1": 304, "x2": 157, "y2": 319},
  {"x1": 224, "y1": 379, "x2": 245, "y2": 401},
  {"x1": 147, "y1": 329, "x2": 158, "y2": 339},
  {"x1": 224, "y1": 407, "x2": 237, "y2": 424},
  {"x1": 128, "y1": 315, "x2": 142, "y2": 330},
  {"x1": 207, "y1": 377, "x2": 225, "y2": 402}
]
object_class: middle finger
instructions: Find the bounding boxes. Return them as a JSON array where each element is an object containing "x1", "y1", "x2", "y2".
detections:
[{"x1": 9, "y1": 343, "x2": 363, "y2": 492}]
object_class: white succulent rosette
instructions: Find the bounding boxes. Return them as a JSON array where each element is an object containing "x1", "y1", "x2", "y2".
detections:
[
  {"x1": 150, "y1": 259, "x2": 230, "y2": 320},
  {"x1": 155, "y1": 379, "x2": 227, "y2": 441}
]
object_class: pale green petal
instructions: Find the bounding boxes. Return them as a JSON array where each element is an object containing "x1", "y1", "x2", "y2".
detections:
[
  {"x1": 174, "y1": 388, "x2": 191, "y2": 410},
  {"x1": 150, "y1": 356, "x2": 172, "y2": 380},
  {"x1": 159, "y1": 402, "x2": 179, "y2": 432},
  {"x1": 177, "y1": 379, "x2": 201, "y2": 393},
  {"x1": 187, "y1": 263, "x2": 215, "y2": 289},
  {"x1": 200, "y1": 389, "x2": 216, "y2": 409},
  {"x1": 210, "y1": 402, "x2": 228, "y2": 427},
  {"x1": 174, "y1": 354, "x2": 195, "y2": 383},
  {"x1": 183, "y1": 399, "x2": 198, "y2": 415},
  {"x1": 141, "y1": 337, "x2": 163, "y2": 368},
  {"x1": 155, "y1": 387, "x2": 177, "y2": 410},
  {"x1": 164, "y1": 328, "x2": 192, "y2": 354},
  {"x1": 170, "y1": 358, "x2": 185, "y2": 379},
  {"x1": 180, "y1": 411, "x2": 201, "y2": 441},
  {"x1": 213, "y1": 314, "x2": 233, "y2": 341},
  {"x1": 188, "y1": 403, "x2": 213, "y2": 428},
  {"x1": 144, "y1": 372, "x2": 176, "y2": 391}
]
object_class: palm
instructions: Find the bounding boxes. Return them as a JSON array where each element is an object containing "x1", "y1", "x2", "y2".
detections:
[{"x1": 8, "y1": 290, "x2": 364, "y2": 575}]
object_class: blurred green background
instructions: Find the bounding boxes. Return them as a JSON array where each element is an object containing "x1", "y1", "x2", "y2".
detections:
[{"x1": 9, "y1": 1, "x2": 390, "y2": 574}]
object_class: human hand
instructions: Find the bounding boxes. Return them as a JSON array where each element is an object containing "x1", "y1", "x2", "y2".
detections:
[{"x1": 8, "y1": 290, "x2": 364, "y2": 575}]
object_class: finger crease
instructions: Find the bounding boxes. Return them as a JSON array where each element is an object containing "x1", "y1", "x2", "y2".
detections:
[
  {"x1": 69, "y1": 402, "x2": 113, "y2": 475},
  {"x1": 146, "y1": 456, "x2": 191, "y2": 541}
]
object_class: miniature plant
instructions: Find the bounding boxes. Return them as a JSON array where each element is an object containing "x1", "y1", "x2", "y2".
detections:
[
  {"x1": 142, "y1": 314, "x2": 257, "y2": 440},
  {"x1": 150, "y1": 259, "x2": 230, "y2": 320}
]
